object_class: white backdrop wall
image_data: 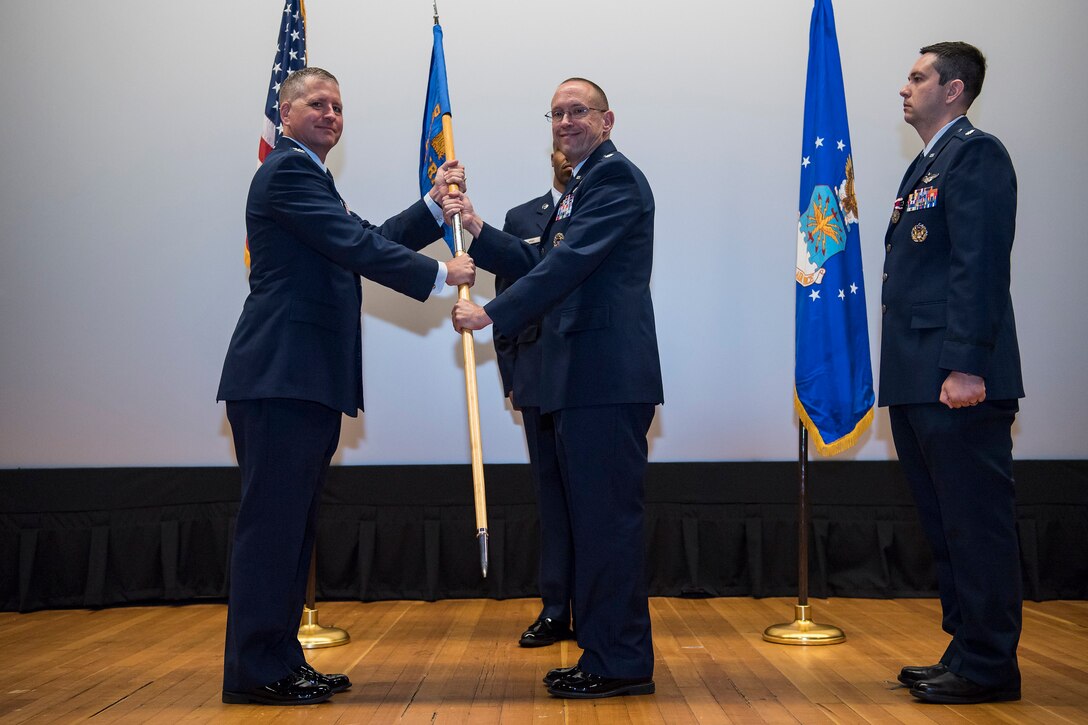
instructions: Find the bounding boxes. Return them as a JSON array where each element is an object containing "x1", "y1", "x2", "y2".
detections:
[{"x1": 1, "y1": 1, "x2": 1085, "y2": 467}]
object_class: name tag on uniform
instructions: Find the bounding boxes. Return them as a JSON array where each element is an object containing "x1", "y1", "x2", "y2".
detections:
[
  {"x1": 906, "y1": 186, "x2": 938, "y2": 212},
  {"x1": 556, "y1": 192, "x2": 574, "y2": 220},
  {"x1": 525, "y1": 236, "x2": 541, "y2": 245}
]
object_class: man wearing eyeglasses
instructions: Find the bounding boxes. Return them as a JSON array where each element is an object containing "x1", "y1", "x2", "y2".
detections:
[{"x1": 449, "y1": 78, "x2": 662, "y2": 700}]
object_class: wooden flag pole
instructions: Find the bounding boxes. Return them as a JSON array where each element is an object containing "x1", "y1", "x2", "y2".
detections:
[{"x1": 441, "y1": 114, "x2": 489, "y2": 578}]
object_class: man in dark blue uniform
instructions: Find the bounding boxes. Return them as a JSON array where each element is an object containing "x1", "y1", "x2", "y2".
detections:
[
  {"x1": 451, "y1": 78, "x2": 662, "y2": 699},
  {"x1": 217, "y1": 67, "x2": 475, "y2": 705},
  {"x1": 493, "y1": 148, "x2": 576, "y2": 648},
  {"x1": 879, "y1": 43, "x2": 1024, "y2": 705}
]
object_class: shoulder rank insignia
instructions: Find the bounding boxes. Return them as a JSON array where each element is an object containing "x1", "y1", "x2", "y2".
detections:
[
  {"x1": 965, "y1": 129, "x2": 976, "y2": 136},
  {"x1": 911, "y1": 223, "x2": 928, "y2": 243},
  {"x1": 603, "y1": 153, "x2": 615, "y2": 158}
]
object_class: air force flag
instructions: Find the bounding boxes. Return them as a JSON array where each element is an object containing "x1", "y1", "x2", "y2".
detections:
[{"x1": 794, "y1": 0, "x2": 874, "y2": 455}]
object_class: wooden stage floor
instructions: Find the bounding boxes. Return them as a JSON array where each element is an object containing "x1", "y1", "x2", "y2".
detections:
[{"x1": 1, "y1": 597, "x2": 1085, "y2": 723}]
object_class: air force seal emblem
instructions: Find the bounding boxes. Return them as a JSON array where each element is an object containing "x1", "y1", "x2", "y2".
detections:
[
  {"x1": 796, "y1": 184, "x2": 847, "y2": 286},
  {"x1": 796, "y1": 156, "x2": 859, "y2": 288}
]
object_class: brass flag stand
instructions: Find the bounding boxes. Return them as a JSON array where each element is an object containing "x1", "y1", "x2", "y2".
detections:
[
  {"x1": 297, "y1": 547, "x2": 349, "y2": 649},
  {"x1": 762, "y1": 424, "x2": 845, "y2": 645}
]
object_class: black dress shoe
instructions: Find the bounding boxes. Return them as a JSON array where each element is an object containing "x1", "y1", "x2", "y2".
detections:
[
  {"x1": 519, "y1": 617, "x2": 574, "y2": 648},
  {"x1": 298, "y1": 662, "x2": 351, "y2": 693},
  {"x1": 222, "y1": 674, "x2": 332, "y2": 705},
  {"x1": 909, "y1": 670, "x2": 1021, "y2": 704},
  {"x1": 547, "y1": 669, "x2": 655, "y2": 699},
  {"x1": 897, "y1": 663, "x2": 947, "y2": 686},
  {"x1": 543, "y1": 665, "x2": 579, "y2": 686}
]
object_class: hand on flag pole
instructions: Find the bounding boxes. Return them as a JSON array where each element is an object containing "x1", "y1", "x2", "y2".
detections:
[
  {"x1": 442, "y1": 187, "x2": 482, "y2": 237},
  {"x1": 444, "y1": 254, "x2": 477, "y2": 288},
  {"x1": 427, "y1": 159, "x2": 467, "y2": 206}
]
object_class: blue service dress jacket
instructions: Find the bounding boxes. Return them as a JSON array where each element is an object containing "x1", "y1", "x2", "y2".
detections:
[
  {"x1": 470, "y1": 140, "x2": 664, "y2": 414},
  {"x1": 878, "y1": 117, "x2": 1024, "y2": 406},
  {"x1": 217, "y1": 137, "x2": 441, "y2": 415},
  {"x1": 878, "y1": 117, "x2": 1025, "y2": 690},
  {"x1": 493, "y1": 190, "x2": 553, "y2": 406},
  {"x1": 471, "y1": 138, "x2": 661, "y2": 679}
]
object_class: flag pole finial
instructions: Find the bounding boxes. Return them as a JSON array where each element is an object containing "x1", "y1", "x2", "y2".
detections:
[{"x1": 433, "y1": 1, "x2": 439, "y2": 25}]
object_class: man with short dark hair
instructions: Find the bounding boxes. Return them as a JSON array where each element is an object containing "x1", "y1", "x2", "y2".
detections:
[
  {"x1": 493, "y1": 147, "x2": 576, "y2": 649},
  {"x1": 217, "y1": 66, "x2": 475, "y2": 705},
  {"x1": 880, "y1": 42, "x2": 1024, "y2": 705},
  {"x1": 451, "y1": 77, "x2": 662, "y2": 699}
]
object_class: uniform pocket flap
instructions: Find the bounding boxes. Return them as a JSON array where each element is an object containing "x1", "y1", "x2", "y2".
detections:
[
  {"x1": 518, "y1": 324, "x2": 540, "y2": 344},
  {"x1": 910, "y1": 300, "x2": 947, "y2": 329},
  {"x1": 557, "y1": 305, "x2": 611, "y2": 333},
  {"x1": 290, "y1": 299, "x2": 338, "y2": 332}
]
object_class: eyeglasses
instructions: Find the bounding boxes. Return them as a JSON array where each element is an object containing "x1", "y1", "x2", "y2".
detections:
[{"x1": 545, "y1": 106, "x2": 607, "y2": 123}]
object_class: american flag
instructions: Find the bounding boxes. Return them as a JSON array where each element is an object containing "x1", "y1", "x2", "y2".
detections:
[
  {"x1": 259, "y1": 0, "x2": 308, "y2": 161},
  {"x1": 248, "y1": 1, "x2": 307, "y2": 265}
]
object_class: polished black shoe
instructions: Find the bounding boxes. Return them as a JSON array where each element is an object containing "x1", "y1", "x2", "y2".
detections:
[
  {"x1": 909, "y1": 670, "x2": 1021, "y2": 704},
  {"x1": 547, "y1": 669, "x2": 655, "y2": 699},
  {"x1": 298, "y1": 662, "x2": 351, "y2": 693},
  {"x1": 543, "y1": 665, "x2": 579, "y2": 687},
  {"x1": 222, "y1": 674, "x2": 332, "y2": 705},
  {"x1": 519, "y1": 617, "x2": 574, "y2": 648},
  {"x1": 897, "y1": 663, "x2": 947, "y2": 686}
]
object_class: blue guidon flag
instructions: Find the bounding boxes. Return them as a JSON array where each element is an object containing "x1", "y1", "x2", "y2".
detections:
[
  {"x1": 794, "y1": 0, "x2": 874, "y2": 455},
  {"x1": 419, "y1": 22, "x2": 455, "y2": 253}
]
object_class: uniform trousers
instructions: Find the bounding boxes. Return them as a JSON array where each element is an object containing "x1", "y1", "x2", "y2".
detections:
[
  {"x1": 889, "y1": 399, "x2": 1021, "y2": 688},
  {"x1": 223, "y1": 398, "x2": 341, "y2": 691},
  {"x1": 552, "y1": 403, "x2": 656, "y2": 679},
  {"x1": 521, "y1": 406, "x2": 573, "y2": 624}
]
